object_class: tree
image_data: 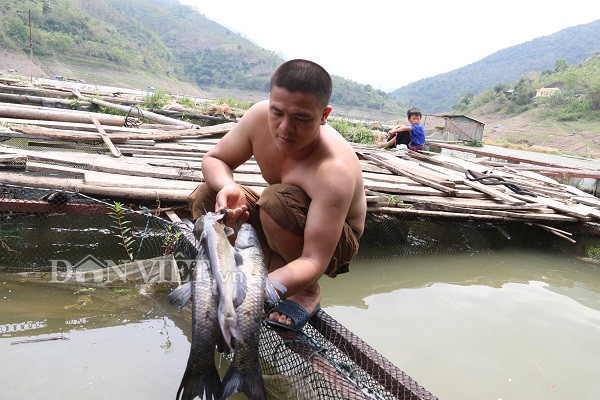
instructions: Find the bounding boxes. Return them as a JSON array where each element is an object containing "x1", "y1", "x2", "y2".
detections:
[
  {"x1": 555, "y1": 59, "x2": 568, "y2": 73},
  {"x1": 588, "y1": 84, "x2": 600, "y2": 111}
]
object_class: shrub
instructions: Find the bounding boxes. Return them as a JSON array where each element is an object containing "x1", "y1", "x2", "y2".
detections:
[
  {"x1": 328, "y1": 119, "x2": 375, "y2": 144},
  {"x1": 143, "y1": 89, "x2": 170, "y2": 109}
]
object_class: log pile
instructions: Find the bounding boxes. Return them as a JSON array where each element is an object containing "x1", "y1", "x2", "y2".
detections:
[{"x1": 2, "y1": 82, "x2": 600, "y2": 241}]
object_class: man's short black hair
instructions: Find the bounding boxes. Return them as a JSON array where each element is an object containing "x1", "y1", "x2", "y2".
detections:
[
  {"x1": 270, "y1": 59, "x2": 332, "y2": 109},
  {"x1": 407, "y1": 107, "x2": 422, "y2": 119}
]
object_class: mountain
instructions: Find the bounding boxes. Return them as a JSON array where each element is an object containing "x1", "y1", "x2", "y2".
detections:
[
  {"x1": 0, "y1": 0, "x2": 403, "y2": 119},
  {"x1": 389, "y1": 19, "x2": 600, "y2": 114}
]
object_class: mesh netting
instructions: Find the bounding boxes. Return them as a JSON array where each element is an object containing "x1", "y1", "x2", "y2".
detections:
[
  {"x1": 0, "y1": 183, "x2": 195, "y2": 272},
  {"x1": 0, "y1": 183, "x2": 437, "y2": 399},
  {"x1": 5, "y1": 183, "x2": 599, "y2": 399},
  {"x1": 357, "y1": 210, "x2": 600, "y2": 260},
  {"x1": 255, "y1": 314, "x2": 436, "y2": 400}
]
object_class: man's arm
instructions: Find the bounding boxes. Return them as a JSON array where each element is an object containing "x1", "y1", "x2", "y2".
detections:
[
  {"x1": 201, "y1": 101, "x2": 266, "y2": 218},
  {"x1": 268, "y1": 164, "x2": 355, "y2": 296}
]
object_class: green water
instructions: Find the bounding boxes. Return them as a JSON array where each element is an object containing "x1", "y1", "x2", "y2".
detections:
[
  {"x1": 321, "y1": 250, "x2": 600, "y2": 400},
  {"x1": 2, "y1": 249, "x2": 599, "y2": 399},
  {"x1": 2, "y1": 212, "x2": 600, "y2": 399}
]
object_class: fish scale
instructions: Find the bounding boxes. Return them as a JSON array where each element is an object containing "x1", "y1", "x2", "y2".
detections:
[
  {"x1": 219, "y1": 223, "x2": 270, "y2": 400},
  {"x1": 167, "y1": 247, "x2": 221, "y2": 400},
  {"x1": 198, "y1": 212, "x2": 247, "y2": 352}
]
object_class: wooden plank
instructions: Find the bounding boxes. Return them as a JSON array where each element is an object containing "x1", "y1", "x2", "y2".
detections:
[
  {"x1": 429, "y1": 154, "x2": 491, "y2": 174},
  {"x1": 461, "y1": 179, "x2": 526, "y2": 205},
  {"x1": 369, "y1": 206, "x2": 581, "y2": 222},
  {"x1": 363, "y1": 179, "x2": 444, "y2": 196},
  {"x1": 0, "y1": 198, "x2": 111, "y2": 215},
  {"x1": 362, "y1": 171, "x2": 422, "y2": 186},
  {"x1": 0, "y1": 171, "x2": 193, "y2": 202},
  {"x1": 361, "y1": 152, "x2": 458, "y2": 196},
  {"x1": 91, "y1": 116, "x2": 121, "y2": 157},
  {"x1": 374, "y1": 152, "x2": 458, "y2": 187},
  {"x1": 0, "y1": 103, "x2": 128, "y2": 126},
  {"x1": 511, "y1": 193, "x2": 597, "y2": 219},
  {"x1": 429, "y1": 142, "x2": 600, "y2": 173},
  {"x1": 412, "y1": 202, "x2": 558, "y2": 219},
  {"x1": 392, "y1": 194, "x2": 549, "y2": 211}
]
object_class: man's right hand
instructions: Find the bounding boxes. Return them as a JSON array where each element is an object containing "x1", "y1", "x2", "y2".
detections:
[{"x1": 215, "y1": 184, "x2": 249, "y2": 224}]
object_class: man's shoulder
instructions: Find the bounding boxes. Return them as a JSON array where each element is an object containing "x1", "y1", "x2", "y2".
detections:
[
  {"x1": 244, "y1": 100, "x2": 269, "y2": 117},
  {"x1": 233, "y1": 101, "x2": 269, "y2": 135}
]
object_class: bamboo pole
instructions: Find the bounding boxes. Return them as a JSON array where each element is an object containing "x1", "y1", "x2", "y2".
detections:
[
  {"x1": 0, "y1": 171, "x2": 192, "y2": 202},
  {"x1": 90, "y1": 116, "x2": 121, "y2": 157},
  {"x1": 0, "y1": 92, "x2": 90, "y2": 108},
  {"x1": 10, "y1": 122, "x2": 235, "y2": 142},
  {"x1": 74, "y1": 90, "x2": 199, "y2": 129},
  {"x1": 0, "y1": 104, "x2": 127, "y2": 126}
]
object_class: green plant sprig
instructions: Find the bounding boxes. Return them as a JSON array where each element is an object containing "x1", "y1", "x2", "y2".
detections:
[{"x1": 108, "y1": 202, "x2": 135, "y2": 261}]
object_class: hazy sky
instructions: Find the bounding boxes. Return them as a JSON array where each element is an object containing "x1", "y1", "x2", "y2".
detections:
[{"x1": 180, "y1": 0, "x2": 600, "y2": 91}]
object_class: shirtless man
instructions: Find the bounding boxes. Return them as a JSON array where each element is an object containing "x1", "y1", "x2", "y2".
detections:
[{"x1": 189, "y1": 59, "x2": 366, "y2": 330}]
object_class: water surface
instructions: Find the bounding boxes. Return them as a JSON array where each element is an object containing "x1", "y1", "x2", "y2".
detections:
[{"x1": 321, "y1": 250, "x2": 600, "y2": 400}]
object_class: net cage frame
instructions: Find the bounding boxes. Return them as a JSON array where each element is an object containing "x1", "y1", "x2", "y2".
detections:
[{"x1": 0, "y1": 182, "x2": 437, "y2": 400}]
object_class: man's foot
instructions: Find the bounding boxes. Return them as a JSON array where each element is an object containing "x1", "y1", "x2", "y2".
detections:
[{"x1": 267, "y1": 285, "x2": 321, "y2": 329}]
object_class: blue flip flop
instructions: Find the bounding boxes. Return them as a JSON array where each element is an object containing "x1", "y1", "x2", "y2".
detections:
[{"x1": 265, "y1": 299, "x2": 320, "y2": 332}]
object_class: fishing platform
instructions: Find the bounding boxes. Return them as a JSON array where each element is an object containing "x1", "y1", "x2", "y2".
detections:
[{"x1": 3, "y1": 79, "x2": 600, "y2": 399}]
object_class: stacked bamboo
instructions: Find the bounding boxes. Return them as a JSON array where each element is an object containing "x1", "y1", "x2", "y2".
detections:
[{"x1": 2, "y1": 83, "x2": 600, "y2": 240}]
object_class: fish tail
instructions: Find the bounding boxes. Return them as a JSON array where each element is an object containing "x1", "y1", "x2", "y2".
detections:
[
  {"x1": 176, "y1": 363, "x2": 221, "y2": 400},
  {"x1": 219, "y1": 363, "x2": 266, "y2": 400},
  {"x1": 264, "y1": 277, "x2": 286, "y2": 303},
  {"x1": 167, "y1": 282, "x2": 192, "y2": 309}
]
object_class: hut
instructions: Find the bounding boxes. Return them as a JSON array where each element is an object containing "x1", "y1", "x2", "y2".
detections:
[
  {"x1": 431, "y1": 114, "x2": 485, "y2": 142},
  {"x1": 536, "y1": 81, "x2": 564, "y2": 97}
]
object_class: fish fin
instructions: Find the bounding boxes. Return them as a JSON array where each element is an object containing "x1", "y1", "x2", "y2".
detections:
[
  {"x1": 224, "y1": 226, "x2": 235, "y2": 237},
  {"x1": 176, "y1": 360, "x2": 221, "y2": 400},
  {"x1": 232, "y1": 270, "x2": 247, "y2": 308},
  {"x1": 192, "y1": 218, "x2": 204, "y2": 241},
  {"x1": 218, "y1": 311, "x2": 233, "y2": 352},
  {"x1": 219, "y1": 362, "x2": 266, "y2": 400},
  {"x1": 233, "y1": 249, "x2": 244, "y2": 266},
  {"x1": 264, "y1": 277, "x2": 287, "y2": 303},
  {"x1": 229, "y1": 313, "x2": 244, "y2": 347},
  {"x1": 218, "y1": 312, "x2": 244, "y2": 352},
  {"x1": 167, "y1": 282, "x2": 192, "y2": 310}
]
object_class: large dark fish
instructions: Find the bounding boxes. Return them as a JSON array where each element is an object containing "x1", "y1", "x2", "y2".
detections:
[
  {"x1": 198, "y1": 212, "x2": 247, "y2": 352},
  {"x1": 168, "y1": 246, "x2": 221, "y2": 400},
  {"x1": 219, "y1": 223, "x2": 284, "y2": 400}
]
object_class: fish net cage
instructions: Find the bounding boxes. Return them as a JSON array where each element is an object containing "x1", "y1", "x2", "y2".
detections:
[
  {"x1": 0, "y1": 182, "x2": 437, "y2": 399},
  {"x1": 0, "y1": 183, "x2": 195, "y2": 271},
  {"x1": 358, "y1": 210, "x2": 600, "y2": 260},
  {"x1": 4, "y1": 183, "x2": 599, "y2": 399}
]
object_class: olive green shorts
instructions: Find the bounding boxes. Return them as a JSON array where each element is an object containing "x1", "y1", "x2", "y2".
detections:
[{"x1": 188, "y1": 183, "x2": 359, "y2": 277}]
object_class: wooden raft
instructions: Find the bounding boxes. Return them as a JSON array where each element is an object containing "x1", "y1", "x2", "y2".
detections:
[{"x1": 2, "y1": 101, "x2": 600, "y2": 241}]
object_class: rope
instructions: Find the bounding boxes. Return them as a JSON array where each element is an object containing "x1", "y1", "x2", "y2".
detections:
[
  {"x1": 124, "y1": 105, "x2": 141, "y2": 128},
  {"x1": 465, "y1": 169, "x2": 537, "y2": 197}
]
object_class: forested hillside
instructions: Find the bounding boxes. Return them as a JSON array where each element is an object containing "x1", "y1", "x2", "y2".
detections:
[
  {"x1": 0, "y1": 0, "x2": 402, "y2": 117},
  {"x1": 465, "y1": 54, "x2": 600, "y2": 120},
  {"x1": 389, "y1": 19, "x2": 600, "y2": 113}
]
